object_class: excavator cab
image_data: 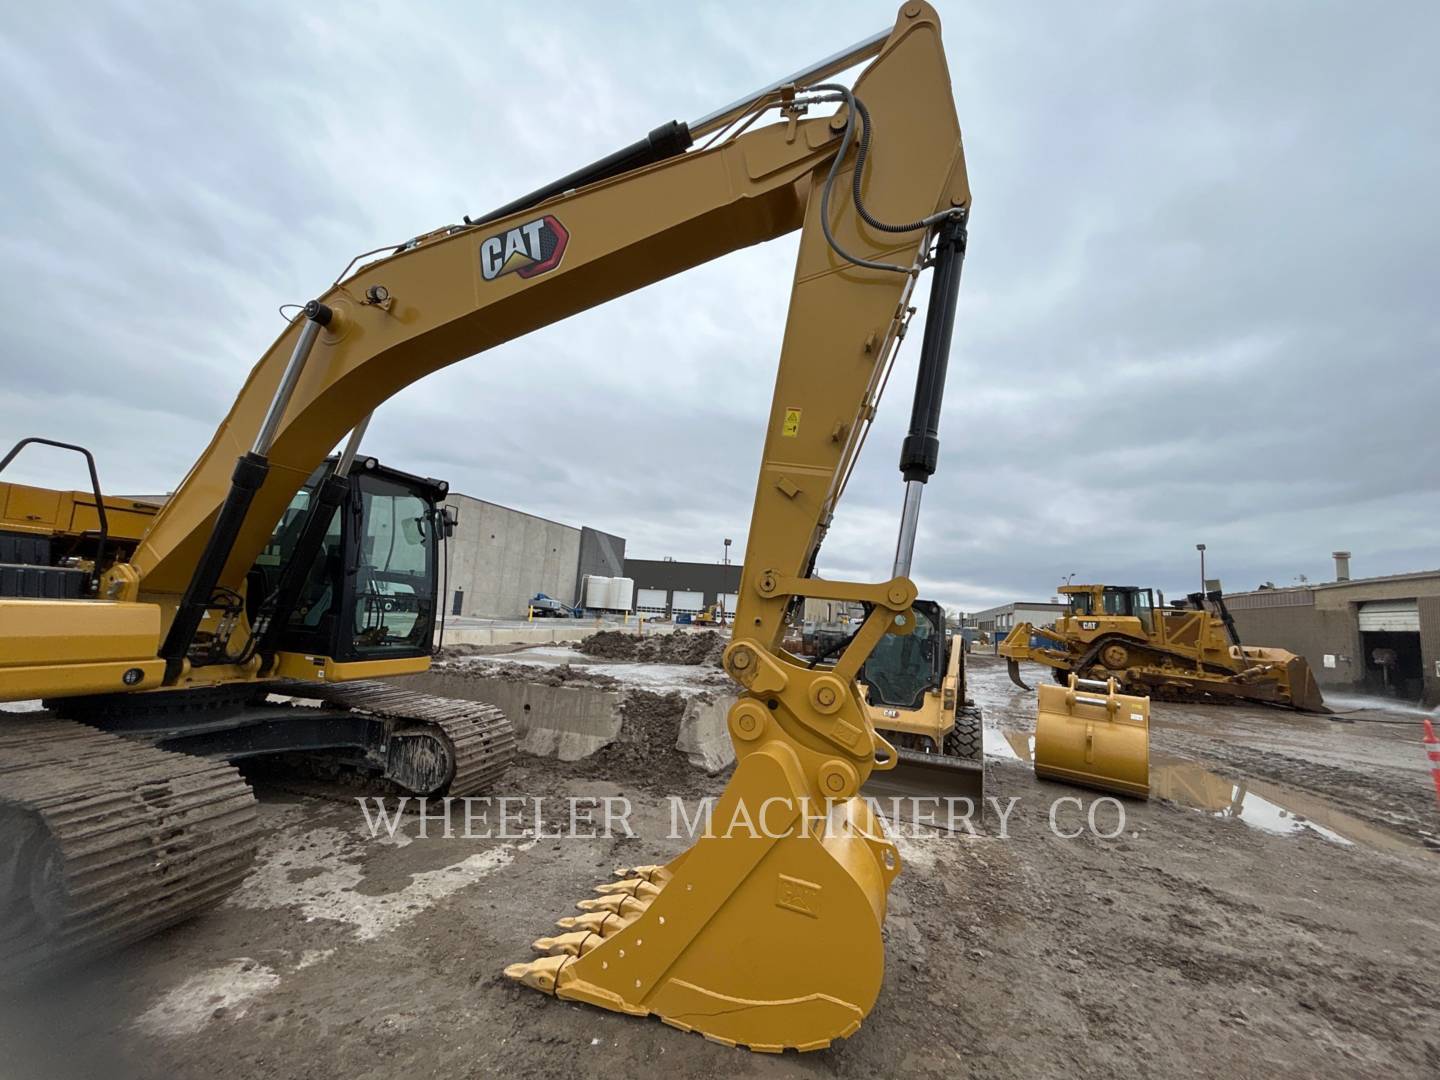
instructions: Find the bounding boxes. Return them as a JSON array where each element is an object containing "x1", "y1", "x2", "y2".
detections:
[{"x1": 250, "y1": 457, "x2": 451, "y2": 663}]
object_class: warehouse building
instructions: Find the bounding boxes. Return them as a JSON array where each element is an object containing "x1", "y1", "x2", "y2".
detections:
[
  {"x1": 442, "y1": 492, "x2": 624, "y2": 619},
  {"x1": 970, "y1": 600, "x2": 1067, "y2": 637},
  {"x1": 625, "y1": 558, "x2": 741, "y2": 619},
  {"x1": 1224, "y1": 554, "x2": 1440, "y2": 704}
]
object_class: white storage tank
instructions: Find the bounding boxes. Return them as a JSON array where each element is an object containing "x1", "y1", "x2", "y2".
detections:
[{"x1": 609, "y1": 576, "x2": 634, "y2": 612}]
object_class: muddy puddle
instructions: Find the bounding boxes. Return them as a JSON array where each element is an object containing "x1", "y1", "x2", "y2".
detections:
[{"x1": 987, "y1": 728, "x2": 1436, "y2": 856}]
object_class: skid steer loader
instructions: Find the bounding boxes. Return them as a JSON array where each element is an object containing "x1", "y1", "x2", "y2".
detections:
[
  {"x1": 1001, "y1": 583, "x2": 1328, "y2": 713},
  {"x1": 858, "y1": 599, "x2": 983, "y2": 801}
]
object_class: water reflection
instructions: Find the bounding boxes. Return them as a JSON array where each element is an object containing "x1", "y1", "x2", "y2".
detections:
[{"x1": 984, "y1": 727, "x2": 1428, "y2": 855}]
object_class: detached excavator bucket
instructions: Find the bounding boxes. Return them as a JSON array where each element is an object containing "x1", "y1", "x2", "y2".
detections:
[
  {"x1": 1033, "y1": 675, "x2": 1150, "y2": 798},
  {"x1": 505, "y1": 740, "x2": 899, "y2": 1052}
]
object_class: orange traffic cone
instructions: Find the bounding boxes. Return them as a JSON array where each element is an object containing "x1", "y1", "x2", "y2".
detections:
[{"x1": 1424, "y1": 718, "x2": 1440, "y2": 807}]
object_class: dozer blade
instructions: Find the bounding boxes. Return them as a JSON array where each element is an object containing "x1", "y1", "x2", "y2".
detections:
[
  {"x1": 1034, "y1": 675, "x2": 1150, "y2": 798},
  {"x1": 1283, "y1": 655, "x2": 1330, "y2": 714},
  {"x1": 505, "y1": 744, "x2": 900, "y2": 1052},
  {"x1": 1006, "y1": 659, "x2": 1032, "y2": 691}
]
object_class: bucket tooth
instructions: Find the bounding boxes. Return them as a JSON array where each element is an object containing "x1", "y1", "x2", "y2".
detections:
[
  {"x1": 532, "y1": 930, "x2": 599, "y2": 957},
  {"x1": 594, "y1": 879, "x2": 661, "y2": 899},
  {"x1": 576, "y1": 893, "x2": 648, "y2": 915},
  {"x1": 507, "y1": 741, "x2": 895, "y2": 1050},
  {"x1": 556, "y1": 911, "x2": 613, "y2": 933},
  {"x1": 614, "y1": 864, "x2": 670, "y2": 884},
  {"x1": 504, "y1": 954, "x2": 570, "y2": 994}
]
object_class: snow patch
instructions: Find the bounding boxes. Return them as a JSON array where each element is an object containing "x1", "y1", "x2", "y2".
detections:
[
  {"x1": 134, "y1": 958, "x2": 280, "y2": 1037},
  {"x1": 226, "y1": 823, "x2": 533, "y2": 940}
]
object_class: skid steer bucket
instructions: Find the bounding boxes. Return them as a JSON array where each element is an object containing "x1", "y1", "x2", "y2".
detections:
[
  {"x1": 505, "y1": 736, "x2": 899, "y2": 1052},
  {"x1": 1034, "y1": 674, "x2": 1150, "y2": 798}
]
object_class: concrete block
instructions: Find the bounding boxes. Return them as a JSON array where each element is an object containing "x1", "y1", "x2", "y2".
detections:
[
  {"x1": 405, "y1": 673, "x2": 624, "y2": 761},
  {"x1": 676, "y1": 694, "x2": 736, "y2": 773}
]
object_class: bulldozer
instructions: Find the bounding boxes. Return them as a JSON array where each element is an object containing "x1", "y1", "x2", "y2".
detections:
[
  {"x1": 1000, "y1": 583, "x2": 1328, "y2": 712},
  {"x1": 1, "y1": 3, "x2": 972, "y2": 1053}
]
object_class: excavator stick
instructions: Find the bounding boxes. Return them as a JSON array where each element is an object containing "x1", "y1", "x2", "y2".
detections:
[{"x1": 506, "y1": 742, "x2": 898, "y2": 1051}]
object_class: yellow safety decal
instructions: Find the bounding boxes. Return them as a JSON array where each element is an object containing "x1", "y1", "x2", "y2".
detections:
[{"x1": 782, "y1": 407, "x2": 802, "y2": 437}]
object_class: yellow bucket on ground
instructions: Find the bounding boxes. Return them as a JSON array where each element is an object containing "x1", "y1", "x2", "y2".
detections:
[{"x1": 1034, "y1": 674, "x2": 1150, "y2": 798}]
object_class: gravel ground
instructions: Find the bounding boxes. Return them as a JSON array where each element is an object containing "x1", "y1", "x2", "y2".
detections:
[{"x1": 3, "y1": 656, "x2": 1438, "y2": 1079}]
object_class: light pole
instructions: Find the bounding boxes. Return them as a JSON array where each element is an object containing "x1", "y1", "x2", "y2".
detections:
[
  {"x1": 1196, "y1": 543, "x2": 1207, "y2": 596},
  {"x1": 722, "y1": 538, "x2": 732, "y2": 619}
]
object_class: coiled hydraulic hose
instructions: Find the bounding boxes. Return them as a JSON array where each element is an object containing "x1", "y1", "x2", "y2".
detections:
[{"x1": 806, "y1": 83, "x2": 964, "y2": 274}]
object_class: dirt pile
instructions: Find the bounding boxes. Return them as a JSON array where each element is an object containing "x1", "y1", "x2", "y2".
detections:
[
  {"x1": 578, "y1": 629, "x2": 727, "y2": 666},
  {"x1": 427, "y1": 660, "x2": 621, "y2": 689},
  {"x1": 569, "y1": 690, "x2": 704, "y2": 794}
]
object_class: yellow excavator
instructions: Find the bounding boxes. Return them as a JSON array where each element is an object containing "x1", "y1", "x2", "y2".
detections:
[
  {"x1": 1, "y1": 4, "x2": 969, "y2": 1052},
  {"x1": 1001, "y1": 583, "x2": 1328, "y2": 712}
]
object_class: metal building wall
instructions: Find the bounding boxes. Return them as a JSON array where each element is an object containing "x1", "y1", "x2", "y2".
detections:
[
  {"x1": 1419, "y1": 597, "x2": 1440, "y2": 706},
  {"x1": 1226, "y1": 573, "x2": 1440, "y2": 703},
  {"x1": 575, "y1": 527, "x2": 627, "y2": 602},
  {"x1": 624, "y1": 559, "x2": 741, "y2": 616}
]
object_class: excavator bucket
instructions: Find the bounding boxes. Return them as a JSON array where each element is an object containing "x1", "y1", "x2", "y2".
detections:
[
  {"x1": 505, "y1": 740, "x2": 899, "y2": 1052},
  {"x1": 1006, "y1": 658, "x2": 1032, "y2": 691},
  {"x1": 1033, "y1": 674, "x2": 1150, "y2": 798}
]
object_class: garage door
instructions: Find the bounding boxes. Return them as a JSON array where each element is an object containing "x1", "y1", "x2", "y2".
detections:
[
  {"x1": 719, "y1": 593, "x2": 739, "y2": 616},
  {"x1": 636, "y1": 588, "x2": 668, "y2": 612},
  {"x1": 672, "y1": 590, "x2": 704, "y2": 614},
  {"x1": 1358, "y1": 600, "x2": 1419, "y2": 632}
]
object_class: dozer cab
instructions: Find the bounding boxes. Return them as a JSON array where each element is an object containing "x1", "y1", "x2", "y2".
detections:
[
  {"x1": 1000, "y1": 583, "x2": 1327, "y2": 713},
  {"x1": 858, "y1": 599, "x2": 983, "y2": 800}
]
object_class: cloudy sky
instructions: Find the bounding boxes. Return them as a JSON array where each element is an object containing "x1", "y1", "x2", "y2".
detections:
[{"x1": 2, "y1": 1, "x2": 1436, "y2": 613}]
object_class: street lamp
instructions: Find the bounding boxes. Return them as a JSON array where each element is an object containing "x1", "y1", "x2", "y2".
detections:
[
  {"x1": 722, "y1": 538, "x2": 733, "y2": 619},
  {"x1": 1196, "y1": 543, "x2": 1206, "y2": 596}
]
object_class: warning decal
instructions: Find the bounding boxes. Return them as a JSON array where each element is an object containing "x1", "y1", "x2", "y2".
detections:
[{"x1": 782, "y1": 407, "x2": 802, "y2": 437}]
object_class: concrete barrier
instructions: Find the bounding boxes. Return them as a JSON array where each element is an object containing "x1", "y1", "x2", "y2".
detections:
[
  {"x1": 677, "y1": 695, "x2": 737, "y2": 773},
  {"x1": 435, "y1": 621, "x2": 685, "y2": 647},
  {"x1": 407, "y1": 673, "x2": 623, "y2": 761}
]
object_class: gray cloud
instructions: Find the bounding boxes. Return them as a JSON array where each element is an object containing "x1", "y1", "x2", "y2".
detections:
[{"x1": 2, "y1": 1, "x2": 1435, "y2": 612}]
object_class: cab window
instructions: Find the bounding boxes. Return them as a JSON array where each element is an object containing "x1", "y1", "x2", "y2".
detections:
[
  {"x1": 1103, "y1": 589, "x2": 1133, "y2": 616},
  {"x1": 1067, "y1": 593, "x2": 1094, "y2": 616}
]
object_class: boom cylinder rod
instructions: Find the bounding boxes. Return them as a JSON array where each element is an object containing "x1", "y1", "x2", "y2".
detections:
[
  {"x1": 687, "y1": 27, "x2": 889, "y2": 139},
  {"x1": 335, "y1": 413, "x2": 372, "y2": 477},
  {"x1": 891, "y1": 214, "x2": 968, "y2": 579},
  {"x1": 161, "y1": 300, "x2": 333, "y2": 679},
  {"x1": 253, "y1": 301, "x2": 332, "y2": 456}
]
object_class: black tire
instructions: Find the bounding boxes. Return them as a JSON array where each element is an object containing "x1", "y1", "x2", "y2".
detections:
[{"x1": 943, "y1": 704, "x2": 983, "y2": 763}]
